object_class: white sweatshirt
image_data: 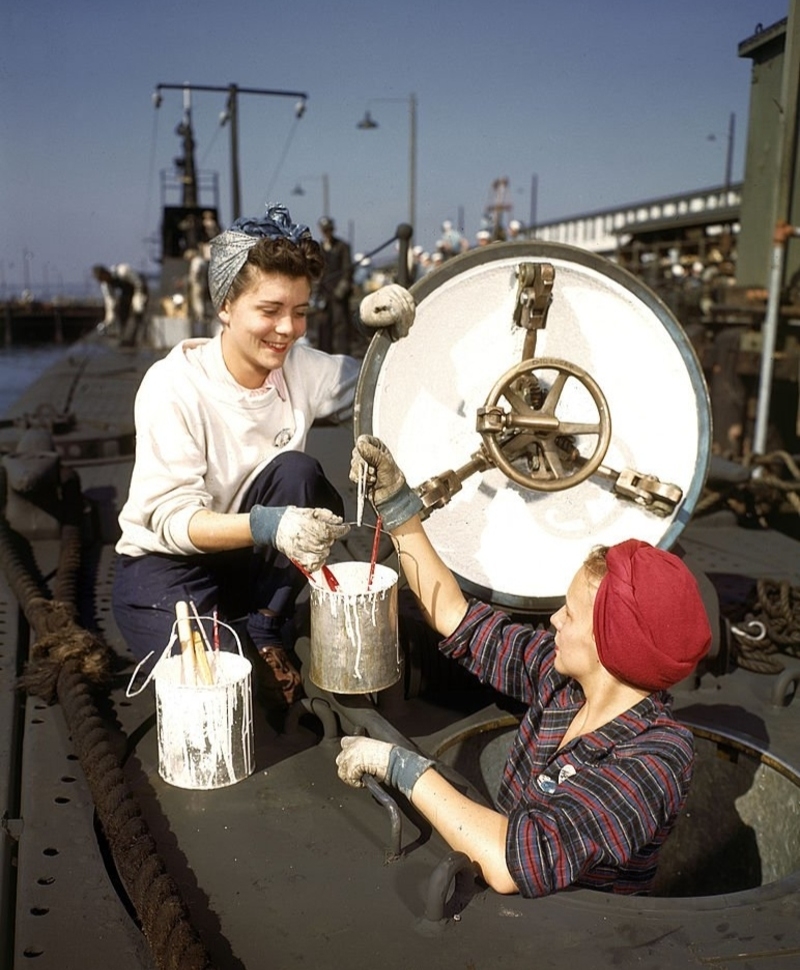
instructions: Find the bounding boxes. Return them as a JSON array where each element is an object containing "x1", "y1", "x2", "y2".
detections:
[{"x1": 116, "y1": 334, "x2": 359, "y2": 557}]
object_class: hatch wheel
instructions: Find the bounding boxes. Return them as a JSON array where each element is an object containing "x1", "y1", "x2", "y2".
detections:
[{"x1": 476, "y1": 357, "x2": 612, "y2": 492}]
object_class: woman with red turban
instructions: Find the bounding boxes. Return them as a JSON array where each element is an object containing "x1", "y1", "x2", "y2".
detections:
[{"x1": 337, "y1": 435, "x2": 711, "y2": 898}]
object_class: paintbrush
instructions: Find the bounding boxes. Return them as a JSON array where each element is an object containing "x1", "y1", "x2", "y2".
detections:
[
  {"x1": 367, "y1": 515, "x2": 382, "y2": 590},
  {"x1": 175, "y1": 600, "x2": 196, "y2": 685},
  {"x1": 191, "y1": 630, "x2": 214, "y2": 685},
  {"x1": 291, "y1": 558, "x2": 340, "y2": 591},
  {"x1": 189, "y1": 599, "x2": 215, "y2": 685},
  {"x1": 211, "y1": 607, "x2": 220, "y2": 675}
]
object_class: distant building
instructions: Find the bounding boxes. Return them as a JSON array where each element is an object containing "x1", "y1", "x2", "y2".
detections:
[
  {"x1": 531, "y1": 184, "x2": 741, "y2": 280},
  {"x1": 530, "y1": 14, "x2": 798, "y2": 294}
]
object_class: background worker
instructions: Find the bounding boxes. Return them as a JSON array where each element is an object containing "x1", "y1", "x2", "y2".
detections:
[
  {"x1": 111, "y1": 205, "x2": 398, "y2": 705},
  {"x1": 92, "y1": 262, "x2": 150, "y2": 347},
  {"x1": 314, "y1": 216, "x2": 354, "y2": 354},
  {"x1": 337, "y1": 433, "x2": 712, "y2": 897}
]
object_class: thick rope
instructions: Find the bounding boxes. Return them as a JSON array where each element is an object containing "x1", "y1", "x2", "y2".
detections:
[
  {"x1": 0, "y1": 463, "x2": 214, "y2": 969},
  {"x1": 730, "y1": 578, "x2": 800, "y2": 674},
  {"x1": 56, "y1": 660, "x2": 212, "y2": 969},
  {"x1": 694, "y1": 451, "x2": 800, "y2": 672}
]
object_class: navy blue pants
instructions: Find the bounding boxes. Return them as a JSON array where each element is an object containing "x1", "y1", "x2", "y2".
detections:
[{"x1": 112, "y1": 451, "x2": 344, "y2": 666}]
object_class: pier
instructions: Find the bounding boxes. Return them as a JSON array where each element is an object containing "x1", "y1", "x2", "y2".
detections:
[{"x1": 1, "y1": 299, "x2": 104, "y2": 346}]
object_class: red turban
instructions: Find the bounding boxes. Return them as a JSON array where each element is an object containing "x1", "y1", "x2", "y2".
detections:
[{"x1": 593, "y1": 539, "x2": 711, "y2": 691}]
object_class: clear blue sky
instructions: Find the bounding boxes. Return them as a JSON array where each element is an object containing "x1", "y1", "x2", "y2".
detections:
[{"x1": 0, "y1": 0, "x2": 789, "y2": 297}]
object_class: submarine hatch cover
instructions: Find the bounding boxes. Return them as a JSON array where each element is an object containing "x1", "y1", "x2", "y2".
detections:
[{"x1": 354, "y1": 240, "x2": 711, "y2": 613}]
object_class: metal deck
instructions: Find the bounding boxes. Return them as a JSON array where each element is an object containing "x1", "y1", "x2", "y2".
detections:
[{"x1": 2, "y1": 340, "x2": 800, "y2": 969}]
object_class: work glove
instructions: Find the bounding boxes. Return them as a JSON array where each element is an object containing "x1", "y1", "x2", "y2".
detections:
[
  {"x1": 349, "y1": 435, "x2": 423, "y2": 531},
  {"x1": 336, "y1": 736, "x2": 434, "y2": 799},
  {"x1": 359, "y1": 284, "x2": 416, "y2": 340},
  {"x1": 249, "y1": 505, "x2": 350, "y2": 573}
]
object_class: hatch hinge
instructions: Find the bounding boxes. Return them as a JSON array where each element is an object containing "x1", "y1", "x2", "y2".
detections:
[{"x1": 513, "y1": 262, "x2": 555, "y2": 360}]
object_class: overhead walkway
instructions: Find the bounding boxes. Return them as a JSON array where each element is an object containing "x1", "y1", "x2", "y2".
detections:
[{"x1": 530, "y1": 182, "x2": 742, "y2": 266}]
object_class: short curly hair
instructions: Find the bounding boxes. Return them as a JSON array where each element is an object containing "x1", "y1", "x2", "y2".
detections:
[{"x1": 225, "y1": 235, "x2": 325, "y2": 306}]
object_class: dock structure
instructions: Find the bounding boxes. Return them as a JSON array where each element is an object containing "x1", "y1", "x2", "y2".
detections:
[{"x1": 1, "y1": 300, "x2": 104, "y2": 346}]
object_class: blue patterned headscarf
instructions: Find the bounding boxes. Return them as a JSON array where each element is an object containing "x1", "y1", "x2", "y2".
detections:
[{"x1": 208, "y1": 203, "x2": 312, "y2": 311}]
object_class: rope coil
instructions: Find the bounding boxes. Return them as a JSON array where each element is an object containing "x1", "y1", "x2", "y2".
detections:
[{"x1": 730, "y1": 578, "x2": 800, "y2": 674}]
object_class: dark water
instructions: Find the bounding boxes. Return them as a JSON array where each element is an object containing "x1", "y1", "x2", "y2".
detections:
[{"x1": 0, "y1": 344, "x2": 69, "y2": 416}]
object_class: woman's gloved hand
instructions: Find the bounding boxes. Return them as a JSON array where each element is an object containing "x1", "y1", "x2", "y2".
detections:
[
  {"x1": 336, "y1": 736, "x2": 392, "y2": 787},
  {"x1": 336, "y1": 736, "x2": 434, "y2": 798},
  {"x1": 249, "y1": 505, "x2": 350, "y2": 572},
  {"x1": 359, "y1": 284, "x2": 416, "y2": 340},
  {"x1": 349, "y1": 435, "x2": 422, "y2": 531}
]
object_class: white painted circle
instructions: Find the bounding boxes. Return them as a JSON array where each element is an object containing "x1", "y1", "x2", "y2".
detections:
[{"x1": 355, "y1": 242, "x2": 711, "y2": 611}]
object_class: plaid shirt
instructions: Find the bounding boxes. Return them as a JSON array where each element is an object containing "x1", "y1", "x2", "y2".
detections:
[{"x1": 440, "y1": 599, "x2": 694, "y2": 898}]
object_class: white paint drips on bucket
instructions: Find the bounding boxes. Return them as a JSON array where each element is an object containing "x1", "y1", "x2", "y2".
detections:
[
  {"x1": 154, "y1": 651, "x2": 254, "y2": 789},
  {"x1": 309, "y1": 561, "x2": 401, "y2": 694},
  {"x1": 126, "y1": 619, "x2": 254, "y2": 790}
]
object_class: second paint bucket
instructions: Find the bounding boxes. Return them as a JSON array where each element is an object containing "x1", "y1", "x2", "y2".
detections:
[
  {"x1": 309, "y1": 560, "x2": 401, "y2": 694},
  {"x1": 154, "y1": 642, "x2": 254, "y2": 790}
]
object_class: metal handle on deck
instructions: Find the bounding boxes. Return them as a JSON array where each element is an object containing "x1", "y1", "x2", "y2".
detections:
[
  {"x1": 424, "y1": 851, "x2": 478, "y2": 922},
  {"x1": 362, "y1": 774, "x2": 403, "y2": 861}
]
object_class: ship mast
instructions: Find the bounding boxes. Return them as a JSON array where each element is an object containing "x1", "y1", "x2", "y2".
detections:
[
  {"x1": 154, "y1": 81, "x2": 308, "y2": 224},
  {"x1": 174, "y1": 88, "x2": 199, "y2": 249}
]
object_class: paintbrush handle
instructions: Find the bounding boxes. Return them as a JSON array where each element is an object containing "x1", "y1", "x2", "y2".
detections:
[
  {"x1": 175, "y1": 600, "x2": 193, "y2": 650},
  {"x1": 322, "y1": 565, "x2": 339, "y2": 590},
  {"x1": 292, "y1": 558, "x2": 339, "y2": 591},
  {"x1": 367, "y1": 515, "x2": 382, "y2": 590},
  {"x1": 175, "y1": 600, "x2": 196, "y2": 684},
  {"x1": 192, "y1": 631, "x2": 214, "y2": 685},
  {"x1": 291, "y1": 558, "x2": 312, "y2": 579}
]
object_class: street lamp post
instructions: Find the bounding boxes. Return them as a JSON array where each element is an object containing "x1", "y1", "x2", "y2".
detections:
[
  {"x1": 154, "y1": 82, "x2": 308, "y2": 222},
  {"x1": 707, "y1": 112, "x2": 736, "y2": 203},
  {"x1": 357, "y1": 93, "x2": 417, "y2": 234},
  {"x1": 291, "y1": 174, "x2": 331, "y2": 218},
  {"x1": 22, "y1": 248, "x2": 33, "y2": 295}
]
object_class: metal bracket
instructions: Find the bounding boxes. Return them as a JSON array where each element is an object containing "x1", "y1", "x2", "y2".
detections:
[
  {"x1": 416, "y1": 451, "x2": 682, "y2": 517},
  {"x1": 513, "y1": 262, "x2": 554, "y2": 360},
  {"x1": 602, "y1": 465, "x2": 683, "y2": 515},
  {"x1": 416, "y1": 449, "x2": 492, "y2": 518}
]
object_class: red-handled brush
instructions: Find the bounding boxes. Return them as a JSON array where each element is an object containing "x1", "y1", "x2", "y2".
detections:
[
  {"x1": 321, "y1": 565, "x2": 340, "y2": 591},
  {"x1": 292, "y1": 558, "x2": 339, "y2": 591},
  {"x1": 367, "y1": 515, "x2": 382, "y2": 590}
]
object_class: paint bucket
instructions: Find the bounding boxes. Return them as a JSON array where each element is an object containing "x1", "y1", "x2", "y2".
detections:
[
  {"x1": 309, "y1": 560, "x2": 401, "y2": 694},
  {"x1": 127, "y1": 619, "x2": 254, "y2": 790}
]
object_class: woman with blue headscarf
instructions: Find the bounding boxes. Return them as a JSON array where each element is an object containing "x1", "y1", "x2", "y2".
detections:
[{"x1": 111, "y1": 204, "x2": 408, "y2": 706}]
